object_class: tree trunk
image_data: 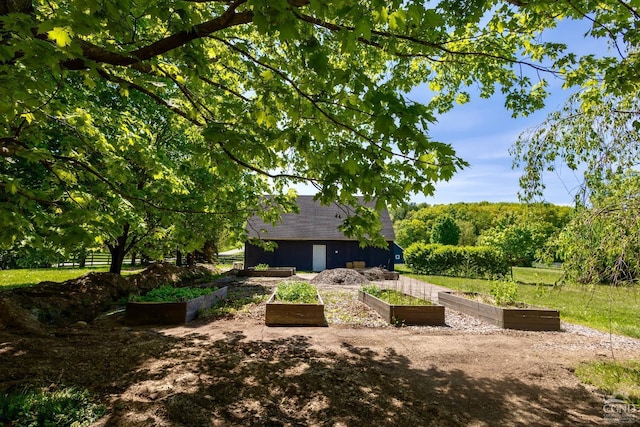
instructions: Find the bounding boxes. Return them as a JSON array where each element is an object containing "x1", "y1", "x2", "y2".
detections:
[
  {"x1": 176, "y1": 250, "x2": 183, "y2": 266},
  {"x1": 77, "y1": 253, "x2": 86, "y2": 268},
  {"x1": 108, "y1": 223, "x2": 131, "y2": 275},
  {"x1": 108, "y1": 245, "x2": 127, "y2": 274},
  {"x1": 130, "y1": 252, "x2": 137, "y2": 266},
  {"x1": 186, "y1": 252, "x2": 194, "y2": 267},
  {"x1": 201, "y1": 240, "x2": 218, "y2": 263}
]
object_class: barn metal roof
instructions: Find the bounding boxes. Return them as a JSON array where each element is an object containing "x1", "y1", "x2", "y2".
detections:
[{"x1": 246, "y1": 195, "x2": 396, "y2": 241}]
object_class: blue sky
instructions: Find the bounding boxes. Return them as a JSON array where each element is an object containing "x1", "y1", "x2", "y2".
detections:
[
  {"x1": 404, "y1": 17, "x2": 612, "y2": 207},
  {"x1": 408, "y1": 84, "x2": 582, "y2": 206},
  {"x1": 291, "y1": 18, "x2": 611, "y2": 207}
]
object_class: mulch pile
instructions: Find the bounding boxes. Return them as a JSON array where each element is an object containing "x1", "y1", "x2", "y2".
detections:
[{"x1": 0, "y1": 263, "x2": 218, "y2": 332}]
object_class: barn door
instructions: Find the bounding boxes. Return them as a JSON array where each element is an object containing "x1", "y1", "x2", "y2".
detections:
[{"x1": 312, "y1": 245, "x2": 326, "y2": 271}]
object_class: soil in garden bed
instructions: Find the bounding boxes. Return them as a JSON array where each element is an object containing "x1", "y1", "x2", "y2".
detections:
[
  {"x1": 359, "y1": 290, "x2": 445, "y2": 326},
  {"x1": 454, "y1": 292, "x2": 529, "y2": 308},
  {"x1": 265, "y1": 287, "x2": 326, "y2": 327}
]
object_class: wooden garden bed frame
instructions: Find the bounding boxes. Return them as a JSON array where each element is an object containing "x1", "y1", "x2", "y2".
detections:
[
  {"x1": 238, "y1": 267, "x2": 296, "y2": 277},
  {"x1": 358, "y1": 290, "x2": 445, "y2": 326},
  {"x1": 125, "y1": 286, "x2": 228, "y2": 325},
  {"x1": 265, "y1": 290, "x2": 326, "y2": 326},
  {"x1": 437, "y1": 291, "x2": 560, "y2": 331}
]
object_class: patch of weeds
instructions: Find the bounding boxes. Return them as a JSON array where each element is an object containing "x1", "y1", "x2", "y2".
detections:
[
  {"x1": 0, "y1": 386, "x2": 106, "y2": 427},
  {"x1": 615, "y1": 324, "x2": 640, "y2": 339},
  {"x1": 200, "y1": 293, "x2": 269, "y2": 318},
  {"x1": 361, "y1": 284, "x2": 432, "y2": 306},
  {"x1": 361, "y1": 284, "x2": 383, "y2": 298},
  {"x1": 534, "y1": 283, "x2": 550, "y2": 298},
  {"x1": 575, "y1": 360, "x2": 640, "y2": 405},
  {"x1": 254, "y1": 263, "x2": 270, "y2": 271},
  {"x1": 275, "y1": 281, "x2": 318, "y2": 303},
  {"x1": 489, "y1": 280, "x2": 518, "y2": 306},
  {"x1": 391, "y1": 316, "x2": 406, "y2": 327}
]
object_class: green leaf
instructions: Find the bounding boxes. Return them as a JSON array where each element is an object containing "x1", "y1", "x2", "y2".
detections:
[{"x1": 47, "y1": 27, "x2": 73, "y2": 47}]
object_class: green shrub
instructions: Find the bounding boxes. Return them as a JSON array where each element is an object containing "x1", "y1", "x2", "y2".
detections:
[
  {"x1": 254, "y1": 263, "x2": 270, "y2": 271},
  {"x1": 403, "y1": 243, "x2": 436, "y2": 274},
  {"x1": 0, "y1": 247, "x2": 58, "y2": 270},
  {"x1": 275, "y1": 281, "x2": 318, "y2": 303},
  {"x1": 404, "y1": 243, "x2": 508, "y2": 278},
  {"x1": 131, "y1": 285, "x2": 217, "y2": 303},
  {"x1": 0, "y1": 386, "x2": 106, "y2": 427}
]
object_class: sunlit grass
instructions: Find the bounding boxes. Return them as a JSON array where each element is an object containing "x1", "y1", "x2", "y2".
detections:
[
  {"x1": 0, "y1": 386, "x2": 106, "y2": 426},
  {"x1": 0, "y1": 267, "x2": 139, "y2": 289},
  {"x1": 511, "y1": 266, "x2": 564, "y2": 285},
  {"x1": 575, "y1": 360, "x2": 640, "y2": 405}
]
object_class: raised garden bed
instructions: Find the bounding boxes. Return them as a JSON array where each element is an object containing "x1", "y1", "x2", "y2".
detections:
[
  {"x1": 438, "y1": 291, "x2": 560, "y2": 331},
  {"x1": 358, "y1": 289, "x2": 445, "y2": 326},
  {"x1": 355, "y1": 269, "x2": 400, "y2": 280},
  {"x1": 238, "y1": 267, "x2": 296, "y2": 277},
  {"x1": 125, "y1": 286, "x2": 228, "y2": 325},
  {"x1": 265, "y1": 282, "x2": 326, "y2": 326}
]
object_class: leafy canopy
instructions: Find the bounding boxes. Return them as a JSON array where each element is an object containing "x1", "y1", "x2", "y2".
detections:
[{"x1": 1, "y1": 0, "x2": 636, "y2": 256}]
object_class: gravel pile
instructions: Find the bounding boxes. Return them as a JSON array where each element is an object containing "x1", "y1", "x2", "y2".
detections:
[{"x1": 311, "y1": 268, "x2": 368, "y2": 286}]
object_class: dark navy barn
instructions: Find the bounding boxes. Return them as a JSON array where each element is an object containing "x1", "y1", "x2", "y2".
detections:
[{"x1": 245, "y1": 196, "x2": 396, "y2": 272}]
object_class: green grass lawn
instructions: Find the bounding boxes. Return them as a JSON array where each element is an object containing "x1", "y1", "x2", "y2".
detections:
[
  {"x1": 575, "y1": 360, "x2": 640, "y2": 405},
  {"x1": 396, "y1": 264, "x2": 640, "y2": 339},
  {"x1": 1, "y1": 262, "x2": 234, "y2": 291},
  {"x1": 0, "y1": 267, "x2": 141, "y2": 290}
]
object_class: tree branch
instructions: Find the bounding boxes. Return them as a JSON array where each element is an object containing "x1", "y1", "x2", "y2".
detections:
[
  {"x1": 294, "y1": 12, "x2": 559, "y2": 75},
  {"x1": 96, "y1": 68, "x2": 204, "y2": 126},
  {"x1": 216, "y1": 142, "x2": 317, "y2": 183},
  {"x1": 63, "y1": 2, "x2": 253, "y2": 70},
  {"x1": 213, "y1": 37, "x2": 436, "y2": 165}
]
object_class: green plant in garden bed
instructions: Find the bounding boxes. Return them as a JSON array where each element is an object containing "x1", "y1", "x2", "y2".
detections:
[
  {"x1": 201, "y1": 287, "x2": 270, "y2": 318},
  {"x1": 489, "y1": 280, "x2": 519, "y2": 306},
  {"x1": 575, "y1": 360, "x2": 640, "y2": 405},
  {"x1": 0, "y1": 386, "x2": 106, "y2": 427},
  {"x1": 254, "y1": 263, "x2": 270, "y2": 271},
  {"x1": 361, "y1": 284, "x2": 432, "y2": 306},
  {"x1": 131, "y1": 285, "x2": 217, "y2": 303},
  {"x1": 274, "y1": 281, "x2": 318, "y2": 303}
]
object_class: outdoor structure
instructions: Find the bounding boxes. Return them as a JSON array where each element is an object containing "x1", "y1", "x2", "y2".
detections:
[
  {"x1": 393, "y1": 243, "x2": 405, "y2": 264},
  {"x1": 245, "y1": 196, "x2": 396, "y2": 272}
]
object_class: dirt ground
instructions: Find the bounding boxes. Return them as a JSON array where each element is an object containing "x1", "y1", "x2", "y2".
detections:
[{"x1": 1, "y1": 269, "x2": 639, "y2": 426}]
